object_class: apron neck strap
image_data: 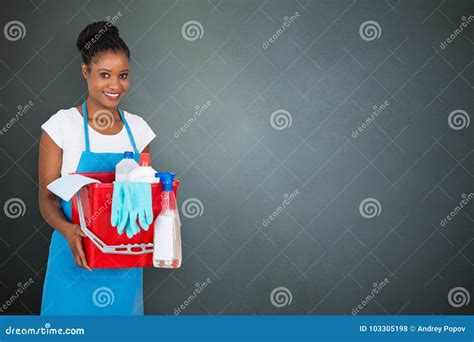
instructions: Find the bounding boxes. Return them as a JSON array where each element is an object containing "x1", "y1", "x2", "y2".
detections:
[
  {"x1": 118, "y1": 107, "x2": 139, "y2": 155},
  {"x1": 82, "y1": 101, "x2": 139, "y2": 155},
  {"x1": 82, "y1": 102, "x2": 91, "y2": 152}
]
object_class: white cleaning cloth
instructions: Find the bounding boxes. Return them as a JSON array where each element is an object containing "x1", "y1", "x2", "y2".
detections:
[{"x1": 47, "y1": 174, "x2": 101, "y2": 201}]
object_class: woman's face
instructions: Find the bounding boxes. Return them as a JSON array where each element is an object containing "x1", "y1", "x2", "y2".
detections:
[{"x1": 82, "y1": 50, "x2": 130, "y2": 109}]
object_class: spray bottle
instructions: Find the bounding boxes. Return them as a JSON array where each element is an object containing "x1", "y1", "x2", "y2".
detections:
[{"x1": 153, "y1": 172, "x2": 182, "y2": 268}]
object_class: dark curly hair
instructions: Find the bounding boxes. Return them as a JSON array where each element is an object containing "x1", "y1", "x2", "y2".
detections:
[{"x1": 76, "y1": 21, "x2": 130, "y2": 66}]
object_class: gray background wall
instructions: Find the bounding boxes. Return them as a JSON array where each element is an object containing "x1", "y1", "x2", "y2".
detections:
[{"x1": 0, "y1": 0, "x2": 472, "y2": 315}]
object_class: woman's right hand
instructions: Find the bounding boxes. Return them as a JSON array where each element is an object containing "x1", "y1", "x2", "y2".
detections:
[
  {"x1": 65, "y1": 224, "x2": 92, "y2": 272},
  {"x1": 39, "y1": 131, "x2": 92, "y2": 272}
]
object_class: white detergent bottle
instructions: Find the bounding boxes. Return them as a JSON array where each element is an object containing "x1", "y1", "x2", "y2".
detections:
[
  {"x1": 115, "y1": 151, "x2": 138, "y2": 181},
  {"x1": 153, "y1": 172, "x2": 182, "y2": 268},
  {"x1": 127, "y1": 153, "x2": 159, "y2": 183}
]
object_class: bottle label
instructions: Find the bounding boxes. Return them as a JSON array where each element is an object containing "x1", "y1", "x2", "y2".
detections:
[{"x1": 153, "y1": 216, "x2": 174, "y2": 260}]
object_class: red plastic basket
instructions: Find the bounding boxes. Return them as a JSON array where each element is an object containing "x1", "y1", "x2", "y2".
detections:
[{"x1": 70, "y1": 172, "x2": 180, "y2": 269}]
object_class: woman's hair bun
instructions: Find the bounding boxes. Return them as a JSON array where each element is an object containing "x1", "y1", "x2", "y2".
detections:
[{"x1": 76, "y1": 21, "x2": 129, "y2": 65}]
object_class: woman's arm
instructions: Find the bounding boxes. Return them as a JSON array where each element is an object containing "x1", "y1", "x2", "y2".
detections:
[{"x1": 38, "y1": 131, "x2": 91, "y2": 271}]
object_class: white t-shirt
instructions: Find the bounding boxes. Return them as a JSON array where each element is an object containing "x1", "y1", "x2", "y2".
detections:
[{"x1": 41, "y1": 107, "x2": 156, "y2": 176}]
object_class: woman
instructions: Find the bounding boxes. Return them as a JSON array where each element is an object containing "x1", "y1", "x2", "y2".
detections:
[{"x1": 38, "y1": 21, "x2": 156, "y2": 315}]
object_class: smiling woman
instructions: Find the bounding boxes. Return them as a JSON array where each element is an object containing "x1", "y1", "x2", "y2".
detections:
[
  {"x1": 75, "y1": 22, "x2": 130, "y2": 134},
  {"x1": 76, "y1": 50, "x2": 131, "y2": 136},
  {"x1": 38, "y1": 21, "x2": 156, "y2": 315}
]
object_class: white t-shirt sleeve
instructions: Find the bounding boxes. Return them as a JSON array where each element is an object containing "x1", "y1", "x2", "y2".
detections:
[
  {"x1": 41, "y1": 111, "x2": 64, "y2": 148},
  {"x1": 135, "y1": 116, "x2": 156, "y2": 152}
]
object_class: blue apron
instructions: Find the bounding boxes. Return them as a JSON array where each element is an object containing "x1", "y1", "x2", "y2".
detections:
[{"x1": 41, "y1": 102, "x2": 143, "y2": 315}]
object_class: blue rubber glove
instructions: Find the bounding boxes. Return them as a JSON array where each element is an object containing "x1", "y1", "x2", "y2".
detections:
[
  {"x1": 123, "y1": 182, "x2": 154, "y2": 238},
  {"x1": 111, "y1": 182, "x2": 136, "y2": 237},
  {"x1": 110, "y1": 182, "x2": 154, "y2": 238},
  {"x1": 110, "y1": 182, "x2": 125, "y2": 232}
]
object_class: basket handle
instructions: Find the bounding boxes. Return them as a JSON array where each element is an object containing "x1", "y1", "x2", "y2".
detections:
[{"x1": 76, "y1": 194, "x2": 154, "y2": 255}]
